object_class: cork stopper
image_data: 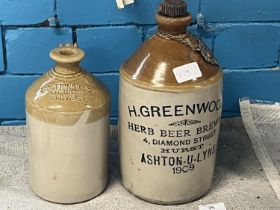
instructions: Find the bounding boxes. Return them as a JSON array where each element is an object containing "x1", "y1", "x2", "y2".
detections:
[
  {"x1": 156, "y1": 0, "x2": 191, "y2": 34},
  {"x1": 159, "y1": 0, "x2": 187, "y2": 17},
  {"x1": 50, "y1": 43, "x2": 85, "y2": 64}
]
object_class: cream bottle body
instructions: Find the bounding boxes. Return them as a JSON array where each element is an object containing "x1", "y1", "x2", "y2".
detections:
[
  {"x1": 26, "y1": 45, "x2": 110, "y2": 204},
  {"x1": 119, "y1": 1, "x2": 223, "y2": 204}
]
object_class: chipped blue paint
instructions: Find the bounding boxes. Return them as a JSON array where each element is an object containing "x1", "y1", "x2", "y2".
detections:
[
  {"x1": 201, "y1": 0, "x2": 280, "y2": 22},
  {"x1": 6, "y1": 28, "x2": 72, "y2": 74},
  {"x1": 77, "y1": 27, "x2": 142, "y2": 73},
  {"x1": 57, "y1": 0, "x2": 199, "y2": 25},
  {"x1": 0, "y1": 0, "x2": 54, "y2": 25},
  {"x1": 0, "y1": 27, "x2": 3, "y2": 72},
  {"x1": 214, "y1": 24, "x2": 280, "y2": 69},
  {"x1": 0, "y1": 0, "x2": 279, "y2": 124}
]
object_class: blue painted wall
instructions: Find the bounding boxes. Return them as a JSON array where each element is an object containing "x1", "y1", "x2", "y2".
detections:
[{"x1": 0, "y1": 0, "x2": 279, "y2": 125}]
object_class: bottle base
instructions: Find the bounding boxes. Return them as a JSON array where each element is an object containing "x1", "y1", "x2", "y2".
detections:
[
  {"x1": 29, "y1": 184, "x2": 107, "y2": 204},
  {"x1": 122, "y1": 182, "x2": 211, "y2": 205}
]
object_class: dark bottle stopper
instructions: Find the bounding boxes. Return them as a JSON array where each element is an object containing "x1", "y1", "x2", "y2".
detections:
[{"x1": 159, "y1": 0, "x2": 187, "y2": 17}]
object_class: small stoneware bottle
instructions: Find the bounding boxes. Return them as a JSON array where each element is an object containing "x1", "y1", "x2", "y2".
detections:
[
  {"x1": 26, "y1": 44, "x2": 110, "y2": 204},
  {"x1": 119, "y1": 0, "x2": 223, "y2": 205}
]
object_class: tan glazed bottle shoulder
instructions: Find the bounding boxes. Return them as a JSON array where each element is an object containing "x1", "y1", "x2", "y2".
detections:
[
  {"x1": 26, "y1": 70, "x2": 110, "y2": 125},
  {"x1": 120, "y1": 34, "x2": 223, "y2": 92},
  {"x1": 26, "y1": 70, "x2": 110, "y2": 113},
  {"x1": 25, "y1": 46, "x2": 110, "y2": 125}
]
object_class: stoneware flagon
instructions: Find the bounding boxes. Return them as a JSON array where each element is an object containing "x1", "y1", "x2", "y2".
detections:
[
  {"x1": 26, "y1": 44, "x2": 110, "y2": 204},
  {"x1": 119, "y1": 0, "x2": 223, "y2": 205}
]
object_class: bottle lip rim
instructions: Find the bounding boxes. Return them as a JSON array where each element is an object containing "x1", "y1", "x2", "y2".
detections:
[{"x1": 50, "y1": 46, "x2": 85, "y2": 63}]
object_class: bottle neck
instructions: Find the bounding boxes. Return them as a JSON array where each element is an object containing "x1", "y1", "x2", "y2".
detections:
[
  {"x1": 53, "y1": 62, "x2": 81, "y2": 75},
  {"x1": 156, "y1": 13, "x2": 192, "y2": 35}
]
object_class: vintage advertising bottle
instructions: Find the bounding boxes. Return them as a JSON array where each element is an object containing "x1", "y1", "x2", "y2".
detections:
[
  {"x1": 119, "y1": 0, "x2": 223, "y2": 204},
  {"x1": 25, "y1": 44, "x2": 110, "y2": 204}
]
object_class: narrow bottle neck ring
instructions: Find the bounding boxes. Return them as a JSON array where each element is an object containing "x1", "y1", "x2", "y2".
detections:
[
  {"x1": 156, "y1": 13, "x2": 192, "y2": 35},
  {"x1": 53, "y1": 62, "x2": 81, "y2": 75}
]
